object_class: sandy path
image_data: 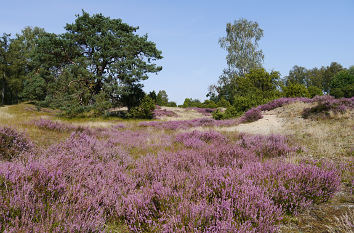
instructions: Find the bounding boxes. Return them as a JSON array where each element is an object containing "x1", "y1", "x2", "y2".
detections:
[{"x1": 219, "y1": 114, "x2": 285, "y2": 135}]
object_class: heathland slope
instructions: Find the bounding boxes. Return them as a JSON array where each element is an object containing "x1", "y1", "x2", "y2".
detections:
[{"x1": 0, "y1": 97, "x2": 353, "y2": 232}]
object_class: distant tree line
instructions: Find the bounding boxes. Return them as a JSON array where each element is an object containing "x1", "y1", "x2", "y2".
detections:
[
  {"x1": 0, "y1": 11, "x2": 163, "y2": 118},
  {"x1": 204, "y1": 18, "x2": 353, "y2": 119},
  {"x1": 1, "y1": 15, "x2": 352, "y2": 119}
]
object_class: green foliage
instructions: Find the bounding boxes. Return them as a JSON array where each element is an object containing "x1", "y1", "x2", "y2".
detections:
[
  {"x1": 233, "y1": 95, "x2": 262, "y2": 112},
  {"x1": 156, "y1": 90, "x2": 168, "y2": 106},
  {"x1": 148, "y1": 91, "x2": 157, "y2": 103},
  {"x1": 0, "y1": 32, "x2": 30, "y2": 105},
  {"x1": 211, "y1": 108, "x2": 225, "y2": 120},
  {"x1": 25, "y1": 11, "x2": 162, "y2": 116},
  {"x1": 211, "y1": 68, "x2": 281, "y2": 119},
  {"x1": 210, "y1": 18, "x2": 265, "y2": 104},
  {"x1": 223, "y1": 106, "x2": 240, "y2": 119},
  {"x1": 233, "y1": 68, "x2": 280, "y2": 112},
  {"x1": 307, "y1": 86, "x2": 323, "y2": 98},
  {"x1": 21, "y1": 73, "x2": 47, "y2": 101},
  {"x1": 181, "y1": 98, "x2": 217, "y2": 108},
  {"x1": 181, "y1": 98, "x2": 201, "y2": 108},
  {"x1": 202, "y1": 100, "x2": 217, "y2": 108},
  {"x1": 282, "y1": 82, "x2": 309, "y2": 98},
  {"x1": 285, "y1": 66, "x2": 309, "y2": 87},
  {"x1": 212, "y1": 106, "x2": 241, "y2": 120},
  {"x1": 128, "y1": 96, "x2": 155, "y2": 119},
  {"x1": 330, "y1": 67, "x2": 354, "y2": 98},
  {"x1": 323, "y1": 62, "x2": 344, "y2": 93},
  {"x1": 283, "y1": 62, "x2": 345, "y2": 95},
  {"x1": 92, "y1": 91, "x2": 112, "y2": 116},
  {"x1": 219, "y1": 18, "x2": 264, "y2": 77},
  {"x1": 217, "y1": 97, "x2": 231, "y2": 108},
  {"x1": 165, "y1": 101, "x2": 177, "y2": 107}
]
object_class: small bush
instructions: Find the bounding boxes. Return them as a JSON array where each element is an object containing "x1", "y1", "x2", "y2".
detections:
[
  {"x1": 212, "y1": 108, "x2": 225, "y2": 120},
  {"x1": 240, "y1": 107, "x2": 263, "y2": 123},
  {"x1": 33, "y1": 118, "x2": 75, "y2": 132},
  {"x1": 153, "y1": 108, "x2": 178, "y2": 119},
  {"x1": 282, "y1": 83, "x2": 309, "y2": 98},
  {"x1": 307, "y1": 86, "x2": 323, "y2": 98},
  {"x1": 302, "y1": 96, "x2": 354, "y2": 119},
  {"x1": 175, "y1": 130, "x2": 227, "y2": 148},
  {"x1": 0, "y1": 127, "x2": 33, "y2": 161},
  {"x1": 128, "y1": 96, "x2": 155, "y2": 119}
]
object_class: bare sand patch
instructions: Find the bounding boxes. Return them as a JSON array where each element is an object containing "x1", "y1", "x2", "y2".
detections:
[{"x1": 219, "y1": 114, "x2": 285, "y2": 135}]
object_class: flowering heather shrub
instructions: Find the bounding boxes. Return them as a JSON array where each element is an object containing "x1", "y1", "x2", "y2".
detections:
[
  {"x1": 176, "y1": 130, "x2": 227, "y2": 148},
  {"x1": 240, "y1": 107, "x2": 263, "y2": 123},
  {"x1": 140, "y1": 118, "x2": 237, "y2": 130},
  {"x1": 112, "y1": 123, "x2": 126, "y2": 129},
  {"x1": 258, "y1": 97, "x2": 312, "y2": 111},
  {"x1": 0, "y1": 127, "x2": 33, "y2": 161},
  {"x1": 33, "y1": 118, "x2": 76, "y2": 132},
  {"x1": 188, "y1": 107, "x2": 216, "y2": 116},
  {"x1": 302, "y1": 96, "x2": 354, "y2": 119},
  {"x1": 0, "y1": 132, "x2": 133, "y2": 232},
  {"x1": 0, "y1": 125, "x2": 342, "y2": 231},
  {"x1": 247, "y1": 161, "x2": 341, "y2": 214},
  {"x1": 236, "y1": 134, "x2": 301, "y2": 158},
  {"x1": 132, "y1": 154, "x2": 283, "y2": 232},
  {"x1": 153, "y1": 108, "x2": 178, "y2": 119},
  {"x1": 238, "y1": 97, "x2": 313, "y2": 123}
]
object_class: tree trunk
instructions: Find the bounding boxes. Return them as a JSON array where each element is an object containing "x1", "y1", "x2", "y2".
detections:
[{"x1": 1, "y1": 74, "x2": 5, "y2": 105}]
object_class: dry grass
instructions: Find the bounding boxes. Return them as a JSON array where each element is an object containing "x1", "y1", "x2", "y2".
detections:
[
  {"x1": 280, "y1": 104, "x2": 354, "y2": 160},
  {"x1": 159, "y1": 106, "x2": 209, "y2": 120},
  {"x1": 325, "y1": 210, "x2": 354, "y2": 233},
  {"x1": 1, "y1": 102, "x2": 353, "y2": 232},
  {"x1": 268, "y1": 102, "x2": 354, "y2": 233}
]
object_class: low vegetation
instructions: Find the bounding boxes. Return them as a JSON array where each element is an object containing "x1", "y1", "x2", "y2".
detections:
[
  {"x1": 0, "y1": 10, "x2": 353, "y2": 233},
  {"x1": 0, "y1": 97, "x2": 352, "y2": 232}
]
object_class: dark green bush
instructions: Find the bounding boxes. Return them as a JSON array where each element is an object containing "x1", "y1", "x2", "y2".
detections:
[
  {"x1": 212, "y1": 108, "x2": 225, "y2": 120},
  {"x1": 128, "y1": 96, "x2": 155, "y2": 119},
  {"x1": 307, "y1": 86, "x2": 323, "y2": 98},
  {"x1": 282, "y1": 83, "x2": 309, "y2": 98}
]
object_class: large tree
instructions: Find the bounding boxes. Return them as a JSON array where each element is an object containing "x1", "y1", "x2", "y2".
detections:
[
  {"x1": 0, "y1": 32, "x2": 30, "y2": 105},
  {"x1": 0, "y1": 33, "x2": 11, "y2": 105},
  {"x1": 330, "y1": 66, "x2": 354, "y2": 98},
  {"x1": 208, "y1": 18, "x2": 264, "y2": 102},
  {"x1": 28, "y1": 11, "x2": 162, "y2": 114},
  {"x1": 219, "y1": 18, "x2": 264, "y2": 77}
]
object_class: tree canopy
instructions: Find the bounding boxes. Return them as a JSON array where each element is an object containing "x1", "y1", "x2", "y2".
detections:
[
  {"x1": 219, "y1": 18, "x2": 264, "y2": 77},
  {"x1": 20, "y1": 11, "x2": 163, "y2": 116}
]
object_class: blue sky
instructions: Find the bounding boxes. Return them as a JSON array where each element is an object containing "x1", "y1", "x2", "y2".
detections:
[{"x1": 1, "y1": 0, "x2": 353, "y2": 104}]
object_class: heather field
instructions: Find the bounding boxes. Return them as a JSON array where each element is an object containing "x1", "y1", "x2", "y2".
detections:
[{"x1": 0, "y1": 97, "x2": 353, "y2": 232}]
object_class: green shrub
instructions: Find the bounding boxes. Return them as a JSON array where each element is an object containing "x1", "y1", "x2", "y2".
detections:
[
  {"x1": 128, "y1": 96, "x2": 155, "y2": 119},
  {"x1": 212, "y1": 108, "x2": 225, "y2": 120},
  {"x1": 307, "y1": 86, "x2": 323, "y2": 98},
  {"x1": 212, "y1": 106, "x2": 241, "y2": 119},
  {"x1": 92, "y1": 91, "x2": 112, "y2": 116},
  {"x1": 217, "y1": 98, "x2": 231, "y2": 108},
  {"x1": 330, "y1": 67, "x2": 354, "y2": 98},
  {"x1": 283, "y1": 83, "x2": 309, "y2": 98}
]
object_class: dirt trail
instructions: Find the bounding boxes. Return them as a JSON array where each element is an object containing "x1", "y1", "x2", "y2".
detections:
[{"x1": 219, "y1": 114, "x2": 285, "y2": 135}]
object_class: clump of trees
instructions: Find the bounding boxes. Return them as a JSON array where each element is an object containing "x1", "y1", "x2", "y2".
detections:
[
  {"x1": 0, "y1": 11, "x2": 163, "y2": 118},
  {"x1": 148, "y1": 90, "x2": 177, "y2": 107},
  {"x1": 208, "y1": 18, "x2": 353, "y2": 119}
]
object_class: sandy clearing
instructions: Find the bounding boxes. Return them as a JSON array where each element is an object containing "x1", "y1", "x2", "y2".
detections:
[{"x1": 219, "y1": 114, "x2": 285, "y2": 135}]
